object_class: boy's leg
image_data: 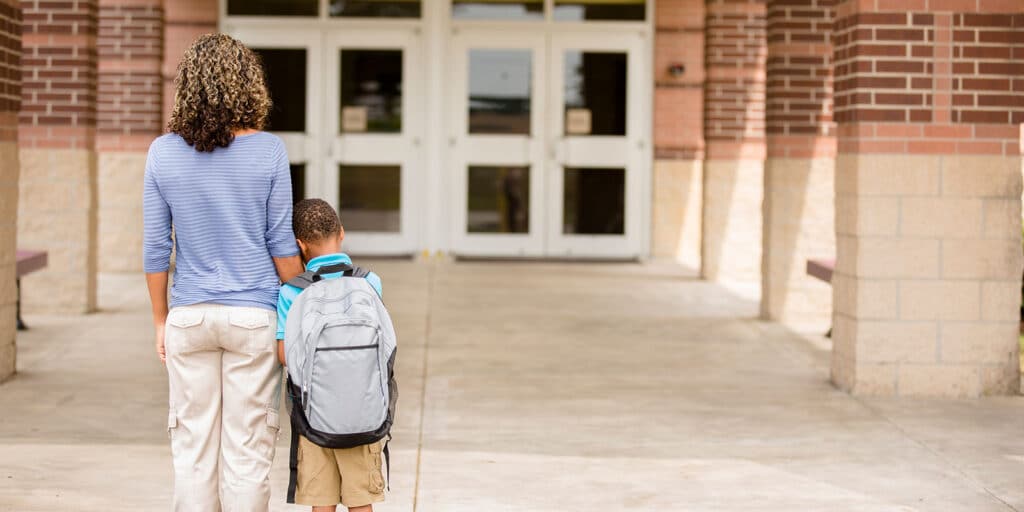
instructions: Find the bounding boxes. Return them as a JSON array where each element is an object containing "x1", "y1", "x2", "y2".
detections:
[
  {"x1": 337, "y1": 439, "x2": 387, "y2": 511},
  {"x1": 219, "y1": 307, "x2": 281, "y2": 512},
  {"x1": 165, "y1": 305, "x2": 223, "y2": 512}
]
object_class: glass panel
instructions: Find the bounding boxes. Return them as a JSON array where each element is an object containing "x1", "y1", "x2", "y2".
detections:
[
  {"x1": 330, "y1": 0, "x2": 420, "y2": 17},
  {"x1": 563, "y1": 168, "x2": 625, "y2": 235},
  {"x1": 290, "y1": 164, "x2": 306, "y2": 205},
  {"x1": 554, "y1": 0, "x2": 645, "y2": 21},
  {"x1": 468, "y1": 49, "x2": 531, "y2": 135},
  {"x1": 339, "y1": 165, "x2": 401, "y2": 232},
  {"x1": 563, "y1": 51, "x2": 627, "y2": 136},
  {"x1": 452, "y1": 0, "x2": 543, "y2": 20},
  {"x1": 228, "y1": 0, "x2": 317, "y2": 16},
  {"x1": 340, "y1": 50, "x2": 403, "y2": 134},
  {"x1": 467, "y1": 166, "x2": 530, "y2": 233},
  {"x1": 254, "y1": 49, "x2": 307, "y2": 132}
]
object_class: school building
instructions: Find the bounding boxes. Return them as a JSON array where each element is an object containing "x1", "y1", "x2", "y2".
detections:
[{"x1": 0, "y1": 0, "x2": 1021, "y2": 397}]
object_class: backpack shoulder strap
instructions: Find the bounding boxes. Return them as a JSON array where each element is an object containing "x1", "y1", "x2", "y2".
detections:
[
  {"x1": 285, "y1": 270, "x2": 318, "y2": 290},
  {"x1": 349, "y1": 266, "x2": 371, "y2": 279}
]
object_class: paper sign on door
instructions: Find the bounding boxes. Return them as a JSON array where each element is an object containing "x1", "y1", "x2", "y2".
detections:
[
  {"x1": 565, "y1": 108, "x2": 591, "y2": 135},
  {"x1": 342, "y1": 106, "x2": 368, "y2": 132}
]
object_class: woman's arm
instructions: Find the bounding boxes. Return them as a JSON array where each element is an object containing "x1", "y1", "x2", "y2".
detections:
[
  {"x1": 142, "y1": 144, "x2": 173, "y2": 362},
  {"x1": 273, "y1": 255, "x2": 303, "y2": 283},
  {"x1": 146, "y1": 272, "x2": 169, "y2": 363},
  {"x1": 266, "y1": 139, "x2": 301, "y2": 283}
]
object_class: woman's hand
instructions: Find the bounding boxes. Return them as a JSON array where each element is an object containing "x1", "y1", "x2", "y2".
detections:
[{"x1": 155, "y1": 323, "x2": 167, "y2": 363}]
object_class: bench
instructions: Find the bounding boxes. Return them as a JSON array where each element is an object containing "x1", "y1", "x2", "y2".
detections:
[
  {"x1": 806, "y1": 258, "x2": 835, "y2": 284},
  {"x1": 15, "y1": 250, "x2": 48, "y2": 330},
  {"x1": 806, "y1": 258, "x2": 835, "y2": 337}
]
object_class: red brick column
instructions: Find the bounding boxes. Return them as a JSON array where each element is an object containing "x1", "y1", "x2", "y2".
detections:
[
  {"x1": 161, "y1": 0, "x2": 215, "y2": 125},
  {"x1": 762, "y1": 0, "x2": 836, "y2": 323},
  {"x1": 652, "y1": 0, "x2": 705, "y2": 269},
  {"x1": 702, "y1": 0, "x2": 767, "y2": 282},
  {"x1": 0, "y1": 0, "x2": 20, "y2": 381},
  {"x1": 17, "y1": 0, "x2": 99, "y2": 313},
  {"x1": 831, "y1": 1, "x2": 1023, "y2": 397},
  {"x1": 97, "y1": 0, "x2": 162, "y2": 272}
]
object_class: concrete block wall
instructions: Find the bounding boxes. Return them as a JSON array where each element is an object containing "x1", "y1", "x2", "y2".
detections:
[
  {"x1": 0, "y1": 0, "x2": 20, "y2": 382},
  {"x1": 762, "y1": 0, "x2": 836, "y2": 323},
  {"x1": 702, "y1": 0, "x2": 766, "y2": 283},
  {"x1": 651, "y1": 0, "x2": 704, "y2": 270},
  {"x1": 17, "y1": 0, "x2": 98, "y2": 314},
  {"x1": 830, "y1": 0, "x2": 1023, "y2": 397},
  {"x1": 97, "y1": 0, "x2": 162, "y2": 272}
]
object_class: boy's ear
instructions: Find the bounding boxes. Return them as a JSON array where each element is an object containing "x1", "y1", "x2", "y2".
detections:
[
  {"x1": 338, "y1": 227, "x2": 345, "y2": 244},
  {"x1": 296, "y1": 239, "x2": 308, "y2": 259}
]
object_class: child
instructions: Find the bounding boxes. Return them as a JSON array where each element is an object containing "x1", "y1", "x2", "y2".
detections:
[{"x1": 277, "y1": 198, "x2": 386, "y2": 512}]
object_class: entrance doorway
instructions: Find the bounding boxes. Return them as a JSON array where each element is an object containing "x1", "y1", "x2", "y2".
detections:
[{"x1": 222, "y1": 0, "x2": 650, "y2": 259}]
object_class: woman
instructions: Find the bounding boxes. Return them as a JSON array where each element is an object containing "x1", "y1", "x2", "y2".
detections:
[{"x1": 143, "y1": 34, "x2": 303, "y2": 511}]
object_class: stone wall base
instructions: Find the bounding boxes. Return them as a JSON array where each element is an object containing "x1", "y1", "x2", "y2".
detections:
[
  {"x1": 832, "y1": 153, "x2": 1022, "y2": 398},
  {"x1": 17, "y1": 148, "x2": 98, "y2": 314},
  {"x1": 651, "y1": 158, "x2": 702, "y2": 270},
  {"x1": 762, "y1": 156, "x2": 835, "y2": 323},
  {"x1": 0, "y1": 140, "x2": 19, "y2": 382},
  {"x1": 98, "y1": 151, "x2": 146, "y2": 272},
  {"x1": 702, "y1": 158, "x2": 763, "y2": 282}
]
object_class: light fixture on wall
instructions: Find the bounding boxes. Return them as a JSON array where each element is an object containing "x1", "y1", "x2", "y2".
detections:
[{"x1": 668, "y1": 63, "x2": 685, "y2": 77}]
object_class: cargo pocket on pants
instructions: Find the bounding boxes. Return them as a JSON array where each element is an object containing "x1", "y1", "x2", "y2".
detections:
[
  {"x1": 258, "y1": 408, "x2": 281, "y2": 460},
  {"x1": 167, "y1": 409, "x2": 178, "y2": 439},
  {"x1": 367, "y1": 441, "x2": 385, "y2": 494}
]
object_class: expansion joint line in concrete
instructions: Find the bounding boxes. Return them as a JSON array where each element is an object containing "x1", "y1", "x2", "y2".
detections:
[
  {"x1": 852, "y1": 397, "x2": 1020, "y2": 512},
  {"x1": 411, "y1": 261, "x2": 436, "y2": 512}
]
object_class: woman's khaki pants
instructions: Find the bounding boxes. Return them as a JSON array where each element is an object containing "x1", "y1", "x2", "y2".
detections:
[{"x1": 165, "y1": 304, "x2": 282, "y2": 512}]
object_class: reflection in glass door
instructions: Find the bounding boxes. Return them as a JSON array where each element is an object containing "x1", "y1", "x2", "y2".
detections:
[
  {"x1": 449, "y1": 32, "x2": 546, "y2": 257},
  {"x1": 325, "y1": 29, "x2": 421, "y2": 255}
]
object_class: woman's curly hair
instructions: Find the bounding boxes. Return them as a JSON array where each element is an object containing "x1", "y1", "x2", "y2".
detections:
[{"x1": 168, "y1": 34, "x2": 271, "y2": 152}]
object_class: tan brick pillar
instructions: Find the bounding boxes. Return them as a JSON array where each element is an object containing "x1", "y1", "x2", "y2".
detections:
[
  {"x1": 831, "y1": 2, "x2": 1023, "y2": 397},
  {"x1": 0, "y1": 0, "x2": 21, "y2": 382},
  {"x1": 97, "y1": 0, "x2": 162, "y2": 272},
  {"x1": 702, "y1": 0, "x2": 766, "y2": 282},
  {"x1": 762, "y1": 0, "x2": 836, "y2": 323},
  {"x1": 18, "y1": 0, "x2": 99, "y2": 314},
  {"x1": 652, "y1": 0, "x2": 705, "y2": 270}
]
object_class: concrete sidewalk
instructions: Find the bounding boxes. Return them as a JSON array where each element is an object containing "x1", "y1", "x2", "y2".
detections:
[{"x1": 0, "y1": 261, "x2": 1022, "y2": 511}]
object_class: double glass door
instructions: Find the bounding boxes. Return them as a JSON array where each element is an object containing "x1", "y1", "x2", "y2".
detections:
[
  {"x1": 231, "y1": 26, "x2": 421, "y2": 256},
  {"x1": 450, "y1": 29, "x2": 645, "y2": 258},
  {"x1": 228, "y1": 23, "x2": 645, "y2": 258}
]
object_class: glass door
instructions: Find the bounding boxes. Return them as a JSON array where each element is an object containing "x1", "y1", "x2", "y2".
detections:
[
  {"x1": 449, "y1": 30, "x2": 547, "y2": 257},
  {"x1": 324, "y1": 28, "x2": 422, "y2": 255},
  {"x1": 228, "y1": 27, "x2": 322, "y2": 205},
  {"x1": 546, "y1": 31, "x2": 645, "y2": 258}
]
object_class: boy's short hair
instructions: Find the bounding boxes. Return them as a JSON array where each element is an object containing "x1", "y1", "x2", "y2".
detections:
[{"x1": 293, "y1": 199, "x2": 341, "y2": 242}]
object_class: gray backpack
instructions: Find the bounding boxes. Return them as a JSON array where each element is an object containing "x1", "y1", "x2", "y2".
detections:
[{"x1": 283, "y1": 263, "x2": 397, "y2": 502}]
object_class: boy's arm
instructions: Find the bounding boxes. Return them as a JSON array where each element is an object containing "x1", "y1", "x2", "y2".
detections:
[
  {"x1": 366, "y1": 271, "x2": 383, "y2": 299},
  {"x1": 276, "y1": 285, "x2": 297, "y2": 365}
]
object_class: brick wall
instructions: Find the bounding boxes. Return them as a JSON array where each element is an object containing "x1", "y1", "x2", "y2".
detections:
[
  {"x1": 162, "y1": 0, "x2": 216, "y2": 125},
  {"x1": 19, "y1": 0, "x2": 97, "y2": 149},
  {"x1": 766, "y1": 0, "x2": 835, "y2": 158},
  {"x1": 97, "y1": 0, "x2": 162, "y2": 151},
  {"x1": 832, "y1": 5, "x2": 1022, "y2": 156},
  {"x1": 831, "y1": 0, "x2": 1023, "y2": 397},
  {"x1": 705, "y1": 0, "x2": 766, "y2": 159},
  {"x1": 0, "y1": 0, "x2": 20, "y2": 382},
  {"x1": 654, "y1": 0, "x2": 705, "y2": 160}
]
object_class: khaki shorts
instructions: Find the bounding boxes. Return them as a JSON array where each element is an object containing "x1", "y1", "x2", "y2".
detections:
[{"x1": 293, "y1": 436, "x2": 387, "y2": 508}]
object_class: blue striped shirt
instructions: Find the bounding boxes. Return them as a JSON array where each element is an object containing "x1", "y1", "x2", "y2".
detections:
[{"x1": 143, "y1": 131, "x2": 299, "y2": 311}]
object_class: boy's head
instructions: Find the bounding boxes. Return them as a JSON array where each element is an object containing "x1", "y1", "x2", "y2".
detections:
[{"x1": 293, "y1": 198, "x2": 344, "y2": 262}]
